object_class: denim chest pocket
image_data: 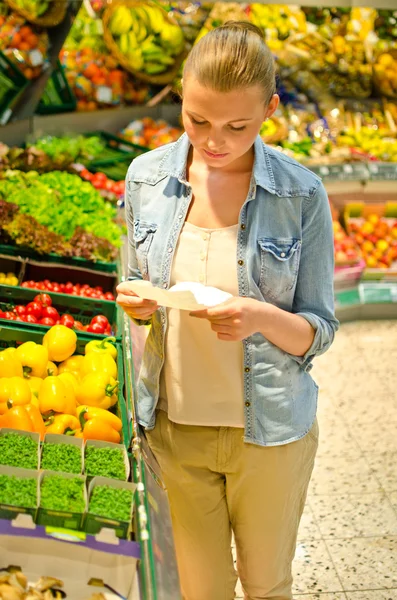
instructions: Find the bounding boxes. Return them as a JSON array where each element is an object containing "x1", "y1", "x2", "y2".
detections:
[
  {"x1": 133, "y1": 221, "x2": 157, "y2": 278},
  {"x1": 258, "y1": 237, "x2": 301, "y2": 301}
]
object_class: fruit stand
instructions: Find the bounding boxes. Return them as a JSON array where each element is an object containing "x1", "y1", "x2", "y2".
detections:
[{"x1": 0, "y1": 0, "x2": 397, "y2": 599}]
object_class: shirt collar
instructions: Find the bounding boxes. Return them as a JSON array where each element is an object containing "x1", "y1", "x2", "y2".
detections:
[{"x1": 158, "y1": 132, "x2": 277, "y2": 194}]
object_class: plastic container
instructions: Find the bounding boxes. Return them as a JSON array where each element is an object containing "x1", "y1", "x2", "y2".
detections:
[
  {"x1": 85, "y1": 476, "x2": 136, "y2": 539},
  {"x1": 37, "y1": 470, "x2": 87, "y2": 530},
  {"x1": 0, "y1": 465, "x2": 39, "y2": 522}
]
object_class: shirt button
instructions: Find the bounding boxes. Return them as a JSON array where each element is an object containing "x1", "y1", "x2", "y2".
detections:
[
  {"x1": 202, "y1": 233, "x2": 208, "y2": 241},
  {"x1": 178, "y1": 214, "x2": 183, "y2": 219},
  {"x1": 244, "y1": 367, "x2": 250, "y2": 373},
  {"x1": 163, "y1": 283, "x2": 167, "y2": 288},
  {"x1": 200, "y1": 253, "x2": 206, "y2": 261},
  {"x1": 238, "y1": 260, "x2": 244, "y2": 266},
  {"x1": 168, "y1": 247, "x2": 173, "y2": 253},
  {"x1": 280, "y1": 252, "x2": 286, "y2": 258},
  {"x1": 245, "y1": 402, "x2": 251, "y2": 407},
  {"x1": 240, "y1": 224, "x2": 246, "y2": 230}
]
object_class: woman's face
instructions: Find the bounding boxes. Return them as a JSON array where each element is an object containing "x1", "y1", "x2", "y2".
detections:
[{"x1": 182, "y1": 77, "x2": 278, "y2": 170}]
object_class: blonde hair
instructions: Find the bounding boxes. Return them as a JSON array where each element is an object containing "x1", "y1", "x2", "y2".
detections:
[{"x1": 183, "y1": 21, "x2": 276, "y2": 105}]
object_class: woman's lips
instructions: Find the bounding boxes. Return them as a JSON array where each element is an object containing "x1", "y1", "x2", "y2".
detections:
[{"x1": 203, "y1": 149, "x2": 229, "y2": 159}]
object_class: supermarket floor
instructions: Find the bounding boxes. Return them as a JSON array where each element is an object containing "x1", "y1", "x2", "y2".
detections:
[{"x1": 234, "y1": 320, "x2": 397, "y2": 600}]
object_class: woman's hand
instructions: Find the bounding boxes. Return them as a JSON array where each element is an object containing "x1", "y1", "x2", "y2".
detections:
[
  {"x1": 116, "y1": 281, "x2": 158, "y2": 321},
  {"x1": 190, "y1": 297, "x2": 265, "y2": 341}
]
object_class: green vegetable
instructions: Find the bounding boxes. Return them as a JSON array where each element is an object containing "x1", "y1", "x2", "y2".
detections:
[
  {"x1": 0, "y1": 474, "x2": 37, "y2": 508},
  {"x1": 40, "y1": 475, "x2": 85, "y2": 512},
  {"x1": 32, "y1": 135, "x2": 105, "y2": 162},
  {"x1": 89, "y1": 485, "x2": 133, "y2": 521},
  {"x1": 0, "y1": 433, "x2": 38, "y2": 469},
  {"x1": 85, "y1": 446, "x2": 126, "y2": 480},
  {"x1": 41, "y1": 443, "x2": 82, "y2": 474}
]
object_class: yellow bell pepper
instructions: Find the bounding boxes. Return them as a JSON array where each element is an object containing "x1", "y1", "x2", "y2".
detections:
[
  {"x1": 26, "y1": 376, "x2": 44, "y2": 399},
  {"x1": 58, "y1": 354, "x2": 84, "y2": 378},
  {"x1": 85, "y1": 336, "x2": 117, "y2": 361},
  {"x1": 0, "y1": 377, "x2": 31, "y2": 414},
  {"x1": 75, "y1": 373, "x2": 118, "y2": 409},
  {"x1": 38, "y1": 376, "x2": 76, "y2": 416},
  {"x1": 58, "y1": 372, "x2": 79, "y2": 393},
  {"x1": 77, "y1": 418, "x2": 121, "y2": 443},
  {"x1": 43, "y1": 325, "x2": 77, "y2": 362},
  {"x1": 76, "y1": 405, "x2": 122, "y2": 431},
  {"x1": 0, "y1": 405, "x2": 34, "y2": 432},
  {"x1": 0, "y1": 351, "x2": 23, "y2": 378},
  {"x1": 80, "y1": 353, "x2": 118, "y2": 380},
  {"x1": 46, "y1": 414, "x2": 80, "y2": 435},
  {"x1": 47, "y1": 361, "x2": 58, "y2": 376},
  {"x1": 15, "y1": 341, "x2": 49, "y2": 378}
]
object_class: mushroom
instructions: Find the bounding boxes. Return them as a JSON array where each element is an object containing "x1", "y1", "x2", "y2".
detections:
[{"x1": 33, "y1": 578, "x2": 64, "y2": 593}]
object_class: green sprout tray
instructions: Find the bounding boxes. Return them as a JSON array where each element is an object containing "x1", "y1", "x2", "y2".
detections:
[
  {"x1": 0, "y1": 51, "x2": 28, "y2": 125},
  {"x1": 0, "y1": 323, "x2": 131, "y2": 448},
  {"x1": 36, "y1": 60, "x2": 76, "y2": 115},
  {"x1": 0, "y1": 284, "x2": 122, "y2": 340}
]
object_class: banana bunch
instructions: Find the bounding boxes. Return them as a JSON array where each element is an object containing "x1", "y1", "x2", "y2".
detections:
[
  {"x1": 109, "y1": 4, "x2": 185, "y2": 75},
  {"x1": 12, "y1": 0, "x2": 49, "y2": 17}
]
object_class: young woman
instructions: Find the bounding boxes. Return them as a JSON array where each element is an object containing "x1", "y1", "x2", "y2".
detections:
[{"x1": 117, "y1": 21, "x2": 339, "y2": 600}]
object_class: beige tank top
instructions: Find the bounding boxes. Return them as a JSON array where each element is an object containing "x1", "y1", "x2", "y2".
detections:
[{"x1": 159, "y1": 221, "x2": 245, "y2": 427}]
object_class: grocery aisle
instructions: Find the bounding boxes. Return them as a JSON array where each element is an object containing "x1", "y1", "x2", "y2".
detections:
[{"x1": 235, "y1": 320, "x2": 397, "y2": 600}]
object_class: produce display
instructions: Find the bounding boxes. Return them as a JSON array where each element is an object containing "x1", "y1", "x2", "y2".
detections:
[
  {"x1": 120, "y1": 117, "x2": 183, "y2": 149},
  {"x1": 374, "y1": 52, "x2": 397, "y2": 98},
  {"x1": 80, "y1": 168, "x2": 125, "y2": 198},
  {"x1": 0, "y1": 432, "x2": 38, "y2": 469},
  {"x1": 0, "y1": 271, "x2": 18, "y2": 285},
  {"x1": 89, "y1": 484, "x2": 133, "y2": 521},
  {"x1": 21, "y1": 280, "x2": 115, "y2": 301},
  {"x1": 105, "y1": 3, "x2": 185, "y2": 77},
  {"x1": 347, "y1": 211, "x2": 397, "y2": 270},
  {"x1": 333, "y1": 220, "x2": 362, "y2": 266},
  {"x1": 84, "y1": 445, "x2": 126, "y2": 480},
  {"x1": 0, "y1": 12, "x2": 49, "y2": 79},
  {"x1": 11, "y1": 0, "x2": 51, "y2": 18}
]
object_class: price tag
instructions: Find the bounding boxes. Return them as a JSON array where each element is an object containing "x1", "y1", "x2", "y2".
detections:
[
  {"x1": 368, "y1": 164, "x2": 379, "y2": 174},
  {"x1": 343, "y1": 164, "x2": 353, "y2": 174},
  {"x1": 361, "y1": 284, "x2": 397, "y2": 304},
  {"x1": 335, "y1": 288, "x2": 361, "y2": 307},
  {"x1": 96, "y1": 86, "x2": 113, "y2": 104},
  {"x1": 29, "y1": 50, "x2": 43, "y2": 66},
  {"x1": 369, "y1": 163, "x2": 397, "y2": 181},
  {"x1": 320, "y1": 166, "x2": 329, "y2": 176}
]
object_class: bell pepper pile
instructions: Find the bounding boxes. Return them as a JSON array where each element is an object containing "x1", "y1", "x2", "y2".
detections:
[{"x1": 0, "y1": 326, "x2": 123, "y2": 443}]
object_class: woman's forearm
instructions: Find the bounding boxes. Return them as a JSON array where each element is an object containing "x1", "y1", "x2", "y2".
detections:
[{"x1": 256, "y1": 302, "x2": 315, "y2": 357}]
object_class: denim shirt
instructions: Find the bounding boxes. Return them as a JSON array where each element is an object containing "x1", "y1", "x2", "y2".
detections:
[{"x1": 126, "y1": 133, "x2": 339, "y2": 447}]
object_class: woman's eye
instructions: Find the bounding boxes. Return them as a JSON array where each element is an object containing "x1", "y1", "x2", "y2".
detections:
[
  {"x1": 191, "y1": 118, "x2": 207, "y2": 125},
  {"x1": 230, "y1": 125, "x2": 246, "y2": 132}
]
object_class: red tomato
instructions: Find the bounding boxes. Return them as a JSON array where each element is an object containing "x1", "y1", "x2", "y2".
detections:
[
  {"x1": 46, "y1": 282, "x2": 54, "y2": 291},
  {"x1": 59, "y1": 283, "x2": 66, "y2": 293},
  {"x1": 21, "y1": 282, "x2": 29, "y2": 288},
  {"x1": 42, "y1": 306, "x2": 60, "y2": 321},
  {"x1": 26, "y1": 302, "x2": 42, "y2": 319},
  {"x1": 87, "y1": 322, "x2": 106, "y2": 334},
  {"x1": 24, "y1": 314, "x2": 38, "y2": 324},
  {"x1": 14, "y1": 305, "x2": 26, "y2": 316},
  {"x1": 52, "y1": 285, "x2": 60, "y2": 293},
  {"x1": 65, "y1": 282, "x2": 74, "y2": 293},
  {"x1": 91, "y1": 315, "x2": 109, "y2": 327},
  {"x1": 104, "y1": 292, "x2": 114, "y2": 301},
  {"x1": 104, "y1": 325, "x2": 112, "y2": 335},
  {"x1": 60, "y1": 314, "x2": 75, "y2": 328},
  {"x1": 93, "y1": 172, "x2": 107, "y2": 182},
  {"x1": 34, "y1": 293, "x2": 52, "y2": 307},
  {"x1": 73, "y1": 320, "x2": 85, "y2": 331},
  {"x1": 81, "y1": 169, "x2": 93, "y2": 180},
  {"x1": 92, "y1": 180, "x2": 104, "y2": 190},
  {"x1": 40, "y1": 317, "x2": 56, "y2": 326},
  {"x1": 3, "y1": 312, "x2": 17, "y2": 320},
  {"x1": 105, "y1": 180, "x2": 114, "y2": 192},
  {"x1": 36, "y1": 282, "x2": 46, "y2": 291}
]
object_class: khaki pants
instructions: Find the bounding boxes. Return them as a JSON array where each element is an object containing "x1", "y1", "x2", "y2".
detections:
[{"x1": 146, "y1": 410, "x2": 319, "y2": 600}]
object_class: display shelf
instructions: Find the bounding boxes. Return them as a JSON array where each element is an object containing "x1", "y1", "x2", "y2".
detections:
[{"x1": 9, "y1": 1, "x2": 83, "y2": 122}]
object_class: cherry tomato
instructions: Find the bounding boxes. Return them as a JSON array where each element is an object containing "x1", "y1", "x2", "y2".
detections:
[
  {"x1": 65, "y1": 282, "x2": 74, "y2": 294},
  {"x1": 36, "y1": 282, "x2": 46, "y2": 291},
  {"x1": 105, "y1": 180, "x2": 114, "y2": 192},
  {"x1": 34, "y1": 293, "x2": 52, "y2": 307},
  {"x1": 26, "y1": 302, "x2": 42, "y2": 319},
  {"x1": 87, "y1": 322, "x2": 106, "y2": 334},
  {"x1": 14, "y1": 305, "x2": 26, "y2": 316},
  {"x1": 24, "y1": 314, "x2": 38, "y2": 324},
  {"x1": 21, "y1": 282, "x2": 29, "y2": 288},
  {"x1": 3, "y1": 312, "x2": 17, "y2": 320},
  {"x1": 81, "y1": 169, "x2": 93, "y2": 180},
  {"x1": 60, "y1": 314, "x2": 75, "y2": 328},
  {"x1": 73, "y1": 320, "x2": 85, "y2": 331},
  {"x1": 104, "y1": 292, "x2": 115, "y2": 301},
  {"x1": 52, "y1": 285, "x2": 60, "y2": 293},
  {"x1": 42, "y1": 306, "x2": 60, "y2": 321},
  {"x1": 40, "y1": 317, "x2": 56, "y2": 326},
  {"x1": 91, "y1": 315, "x2": 109, "y2": 327},
  {"x1": 93, "y1": 172, "x2": 107, "y2": 183}
]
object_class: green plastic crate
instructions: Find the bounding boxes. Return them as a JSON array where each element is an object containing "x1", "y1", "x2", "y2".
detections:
[
  {"x1": 0, "y1": 284, "x2": 122, "y2": 340},
  {"x1": 0, "y1": 323, "x2": 131, "y2": 448},
  {"x1": 0, "y1": 244, "x2": 118, "y2": 275},
  {"x1": 36, "y1": 61, "x2": 76, "y2": 115},
  {"x1": 0, "y1": 51, "x2": 28, "y2": 125},
  {"x1": 84, "y1": 131, "x2": 149, "y2": 175}
]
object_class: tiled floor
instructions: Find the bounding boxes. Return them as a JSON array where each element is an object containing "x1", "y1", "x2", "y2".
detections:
[{"x1": 235, "y1": 320, "x2": 397, "y2": 599}]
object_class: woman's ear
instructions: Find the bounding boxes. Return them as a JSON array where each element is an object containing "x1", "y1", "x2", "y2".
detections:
[{"x1": 264, "y1": 94, "x2": 280, "y2": 120}]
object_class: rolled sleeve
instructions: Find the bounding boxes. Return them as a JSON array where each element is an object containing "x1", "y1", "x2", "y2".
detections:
[{"x1": 289, "y1": 182, "x2": 339, "y2": 371}]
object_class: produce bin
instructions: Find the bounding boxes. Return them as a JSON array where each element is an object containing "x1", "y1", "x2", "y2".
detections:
[
  {"x1": 0, "y1": 51, "x2": 28, "y2": 125},
  {"x1": 0, "y1": 284, "x2": 122, "y2": 340},
  {"x1": 0, "y1": 465, "x2": 39, "y2": 522},
  {"x1": 41, "y1": 434, "x2": 84, "y2": 475},
  {"x1": 0, "y1": 429, "x2": 41, "y2": 470},
  {"x1": 36, "y1": 470, "x2": 87, "y2": 530},
  {"x1": 0, "y1": 254, "x2": 25, "y2": 285},
  {"x1": 0, "y1": 324, "x2": 131, "y2": 448},
  {"x1": 84, "y1": 130, "x2": 148, "y2": 170},
  {"x1": 36, "y1": 61, "x2": 77, "y2": 115},
  {"x1": 344, "y1": 202, "x2": 397, "y2": 281},
  {"x1": 85, "y1": 475, "x2": 136, "y2": 539},
  {"x1": 84, "y1": 440, "x2": 130, "y2": 482}
]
